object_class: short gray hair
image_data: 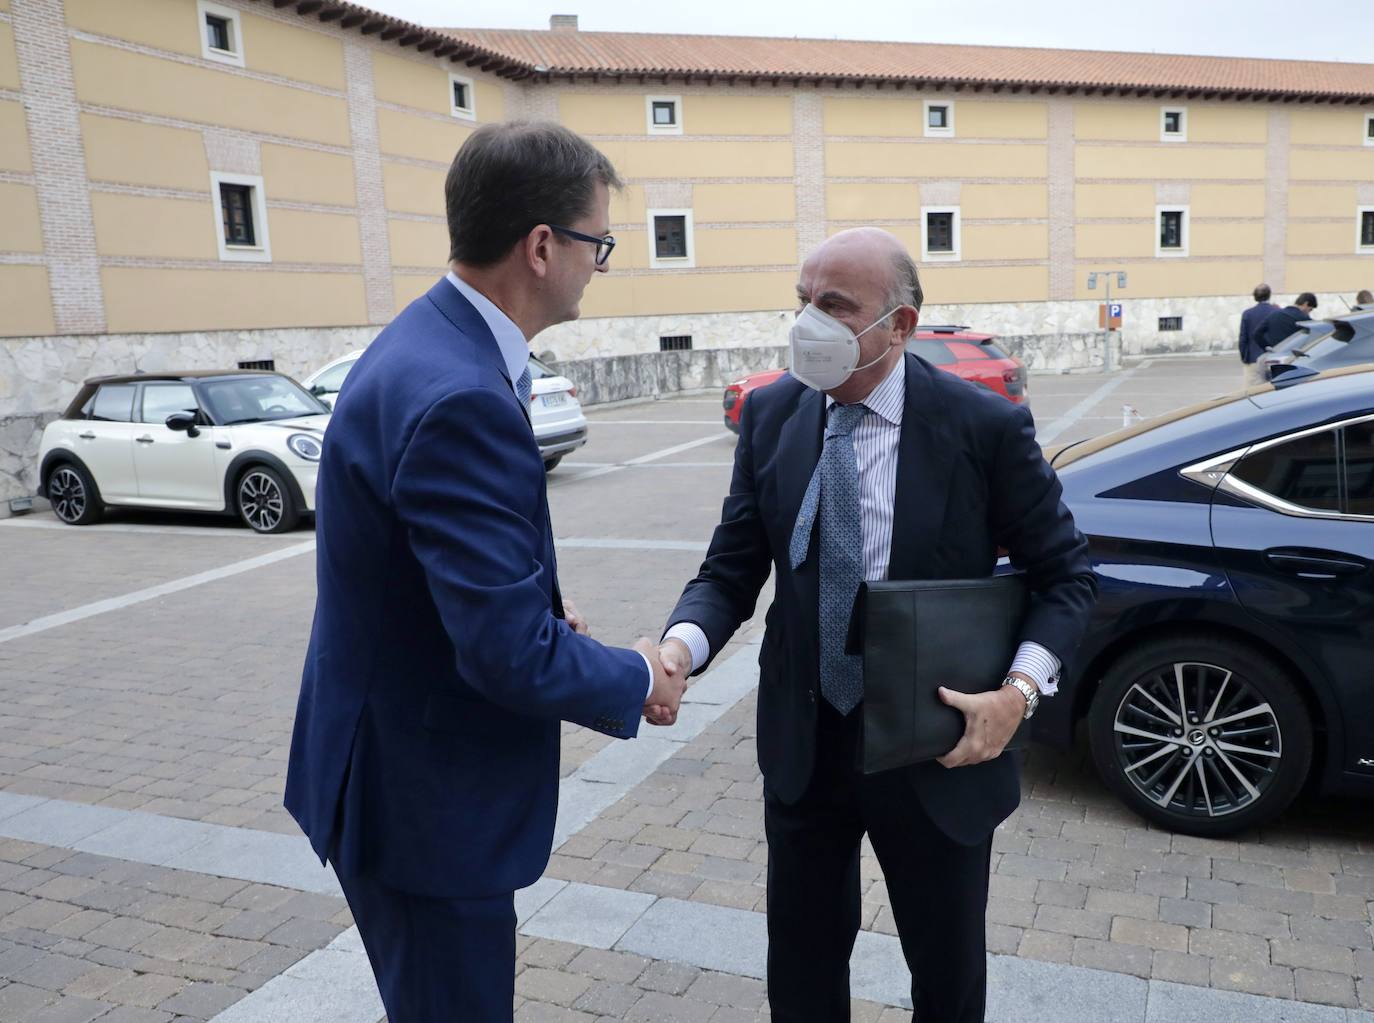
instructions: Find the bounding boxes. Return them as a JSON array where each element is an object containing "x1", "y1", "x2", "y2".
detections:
[{"x1": 886, "y1": 250, "x2": 924, "y2": 311}]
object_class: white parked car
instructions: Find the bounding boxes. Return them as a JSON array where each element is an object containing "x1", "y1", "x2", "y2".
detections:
[
  {"x1": 38, "y1": 371, "x2": 329, "y2": 533},
  {"x1": 303, "y1": 350, "x2": 587, "y2": 470}
]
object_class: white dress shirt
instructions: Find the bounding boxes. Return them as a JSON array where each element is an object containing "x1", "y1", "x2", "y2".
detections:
[
  {"x1": 445, "y1": 272, "x2": 657, "y2": 701},
  {"x1": 666, "y1": 357, "x2": 1062, "y2": 694}
]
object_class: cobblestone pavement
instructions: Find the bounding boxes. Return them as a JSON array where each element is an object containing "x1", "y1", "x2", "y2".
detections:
[{"x1": 1, "y1": 355, "x2": 1370, "y2": 1022}]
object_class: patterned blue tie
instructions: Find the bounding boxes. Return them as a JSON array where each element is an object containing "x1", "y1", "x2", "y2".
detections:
[
  {"x1": 515, "y1": 366, "x2": 532, "y2": 408},
  {"x1": 789, "y1": 402, "x2": 867, "y2": 714}
]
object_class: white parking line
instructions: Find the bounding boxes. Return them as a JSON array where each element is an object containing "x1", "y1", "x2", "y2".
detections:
[
  {"x1": 550, "y1": 432, "x2": 733, "y2": 487},
  {"x1": 1036, "y1": 361, "x2": 1149, "y2": 445},
  {"x1": 0, "y1": 540, "x2": 316, "y2": 645},
  {"x1": 0, "y1": 516, "x2": 271, "y2": 538}
]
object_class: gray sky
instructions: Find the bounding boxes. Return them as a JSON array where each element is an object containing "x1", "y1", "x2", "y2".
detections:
[{"x1": 366, "y1": 0, "x2": 1374, "y2": 64}]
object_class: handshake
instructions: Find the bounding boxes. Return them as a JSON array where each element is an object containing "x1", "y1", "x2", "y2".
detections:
[{"x1": 632, "y1": 637, "x2": 692, "y2": 727}]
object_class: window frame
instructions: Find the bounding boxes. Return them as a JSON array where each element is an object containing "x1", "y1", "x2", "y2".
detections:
[
  {"x1": 1155, "y1": 205, "x2": 1189, "y2": 258},
  {"x1": 1182, "y1": 413, "x2": 1374, "y2": 522},
  {"x1": 1160, "y1": 106, "x2": 1187, "y2": 142},
  {"x1": 138, "y1": 382, "x2": 203, "y2": 426},
  {"x1": 210, "y1": 172, "x2": 271, "y2": 263},
  {"x1": 920, "y1": 205, "x2": 961, "y2": 262},
  {"x1": 923, "y1": 99, "x2": 954, "y2": 138},
  {"x1": 1357, "y1": 205, "x2": 1374, "y2": 254},
  {"x1": 448, "y1": 72, "x2": 476, "y2": 120},
  {"x1": 648, "y1": 208, "x2": 695, "y2": 268},
  {"x1": 1364, "y1": 112, "x2": 1374, "y2": 147},
  {"x1": 197, "y1": 0, "x2": 244, "y2": 68},
  {"x1": 646, "y1": 95, "x2": 683, "y2": 135}
]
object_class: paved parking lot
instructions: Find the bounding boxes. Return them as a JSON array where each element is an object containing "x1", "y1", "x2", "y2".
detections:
[{"x1": 0, "y1": 353, "x2": 1371, "y2": 1022}]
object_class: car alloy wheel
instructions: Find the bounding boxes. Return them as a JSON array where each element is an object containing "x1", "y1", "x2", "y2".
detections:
[
  {"x1": 236, "y1": 467, "x2": 298, "y2": 533},
  {"x1": 1088, "y1": 634, "x2": 1311, "y2": 836},
  {"x1": 47, "y1": 463, "x2": 102, "y2": 525}
]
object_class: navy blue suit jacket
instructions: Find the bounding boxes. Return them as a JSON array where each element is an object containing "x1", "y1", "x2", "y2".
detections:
[
  {"x1": 285, "y1": 279, "x2": 647, "y2": 899},
  {"x1": 1239, "y1": 302, "x2": 1279, "y2": 363},
  {"x1": 666, "y1": 354, "x2": 1096, "y2": 845}
]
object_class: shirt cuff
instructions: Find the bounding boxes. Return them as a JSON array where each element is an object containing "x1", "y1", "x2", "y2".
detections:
[
  {"x1": 662, "y1": 622, "x2": 710, "y2": 676},
  {"x1": 638, "y1": 652, "x2": 655, "y2": 702},
  {"x1": 1009, "y1": 641, "x2": 1061, "y2": 696}
]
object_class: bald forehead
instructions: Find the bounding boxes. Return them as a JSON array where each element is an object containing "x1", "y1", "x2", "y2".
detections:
[{"x1": 798, "y1": 232, "x2": 900, "y2": 310}]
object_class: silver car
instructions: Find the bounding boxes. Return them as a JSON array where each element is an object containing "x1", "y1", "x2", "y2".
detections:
[{"x1": 302, "y1": 351, "x2": 587, "y2": 471}]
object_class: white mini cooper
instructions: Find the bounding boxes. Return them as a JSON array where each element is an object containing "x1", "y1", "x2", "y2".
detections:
[{"x1": 38, "y1": 371, "x2": 329, "y2": 533}]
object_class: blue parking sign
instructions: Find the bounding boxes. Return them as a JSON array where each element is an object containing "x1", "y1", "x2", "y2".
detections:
[{"x1": 1110, "y1": 303, "x2": 1122, "y2": 319}]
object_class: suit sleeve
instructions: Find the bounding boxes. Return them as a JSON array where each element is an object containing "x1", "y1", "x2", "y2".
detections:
[
  {"x1": 664, "y1": 396, "x2": 774, "y2": 675},
  {"x1": 990, "y1": 404, "x2": 1097, "y2": 665},
  {"x1": 392, "y1": 387, "x2": 646, "y2": 737},
  {"x1": 1238, "y1": 312, "x2": 1251, "y2": 355}
]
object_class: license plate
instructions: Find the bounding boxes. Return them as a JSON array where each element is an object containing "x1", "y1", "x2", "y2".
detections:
[{"x1": 541, "y1": 392, "x2": 568, "y2": 408}]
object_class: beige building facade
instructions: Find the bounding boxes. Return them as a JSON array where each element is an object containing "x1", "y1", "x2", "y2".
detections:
[{"x1": 2, "y1": 0, "x2": 1374, "y2": 503}]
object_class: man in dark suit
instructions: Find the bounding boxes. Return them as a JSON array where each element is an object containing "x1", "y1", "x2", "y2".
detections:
[
  {"x1": 1252, "y1": 292, "x2": 1319, "y2": 381},
  {"x1": 284, "y1": 122, "x2": 686, "y2": 1021},
  {"x1": 654, "y1": 229, "x2": 1097, "y2": 1022},
  {"x1": 1238, "y1": 283, "x2": 1279, "y2": 387}
]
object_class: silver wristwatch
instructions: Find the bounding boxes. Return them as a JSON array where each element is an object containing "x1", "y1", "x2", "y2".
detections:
[{"x1": 1002, "y1": 676, "x2": 1039, "y2": 720}]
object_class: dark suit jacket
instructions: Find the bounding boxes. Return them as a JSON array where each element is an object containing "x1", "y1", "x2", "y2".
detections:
[
  {"x1": 1254, "y1": 305, "x2": 1307, "y2": 357},
  {"x1": 1239, "y1": 302, "x2": 1279, "y2": 364},
  {"x1": 666, "y1": 354, "x2": 1096, "y2": 845},
  {"x1": 285, "y1": 279, "x2": 647, "y2": 899}
]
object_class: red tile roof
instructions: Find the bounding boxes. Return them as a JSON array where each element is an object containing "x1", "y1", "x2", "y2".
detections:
[{"x1": 440, "y1": 28, "x2": 1374, "y2": 101}]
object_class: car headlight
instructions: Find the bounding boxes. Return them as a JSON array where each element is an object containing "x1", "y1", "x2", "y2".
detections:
[{"x1": 287, "y1": 433, "x2": 322, "y2": 461}]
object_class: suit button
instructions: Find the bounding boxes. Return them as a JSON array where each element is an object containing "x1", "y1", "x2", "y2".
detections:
[{"x1": 808, "y1": 690, "x2": 816, "y2": 703}]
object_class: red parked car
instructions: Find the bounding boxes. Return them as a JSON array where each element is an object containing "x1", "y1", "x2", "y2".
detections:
[{"x1": 722, "y1": 326, "x2": 1028, "y2": 432}]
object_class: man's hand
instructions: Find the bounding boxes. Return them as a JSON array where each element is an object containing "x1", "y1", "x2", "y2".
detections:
[
  {"x1": 635, "y1": 637, "x2": 688, "y2": 727},
  {"x1": 563, "y1": 599, "x2": 590, "y2": 636},
  {"x1": 935, "y1": 682, "x2": 1027, "y2": 769}
]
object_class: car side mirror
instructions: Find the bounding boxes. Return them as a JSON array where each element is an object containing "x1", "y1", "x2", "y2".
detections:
[
  {"x1": 165, "y1": 412, "x2": 200, "y2": 438},
  {"x1": 310, "y1": 384, "x2": 329, "y2": 396}
]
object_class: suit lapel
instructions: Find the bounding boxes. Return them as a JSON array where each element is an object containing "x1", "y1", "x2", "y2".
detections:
[
  {"x1": 777, "y1": 386, "x2": 825, "y2": 620},
  {"x1": 888, "y1": 354, "x2": 956, "y2": 581}
]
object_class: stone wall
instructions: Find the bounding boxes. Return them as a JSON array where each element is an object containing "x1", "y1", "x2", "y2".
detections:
[{"x1": 548, "y1": 345, "x2": 790, "y2": 407}]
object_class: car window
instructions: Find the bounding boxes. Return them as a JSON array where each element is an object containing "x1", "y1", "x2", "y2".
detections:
[
  {"x1": 312, "y1": 360, "x2": 354, "y2": 394},
  {"x1": 528, "y1": 355, "x2": 558, "y2": 379},
  {"x1": 1231, "y1": 429, "x2": 1340, "y2": 513},
  {"x1": 89, "y1": 384, "x2": 135, "y2": 422},
  {"x1": 200, "y1": 375, "x2": 329, "y2": 425},
  {"x1": 906, "y1": 339, "x2": 955, "y2": 365},
  {"x1": 1344, "y1": 420, "x2": 1374, "y2": 516},
  {"x1": 140, "y1": 383, "x2": 199, "y2": 424}
]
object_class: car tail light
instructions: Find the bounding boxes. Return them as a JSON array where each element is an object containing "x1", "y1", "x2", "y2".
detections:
[
  {"x1": 723, "y1": 389, "x2": 738, "y2": 411},
  {"x1": 1003, "y1": 366, "x2": 1026, "y2": 396},
  {"x1": 568, "y1": 385, "x2": 577, "y2": 398}
]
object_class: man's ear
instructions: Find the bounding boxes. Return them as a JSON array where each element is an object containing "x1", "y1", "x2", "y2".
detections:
[
  {"x1": 525, "y1": 225, "x2": 554, "y2": 279},
  {"x1": 894, "y1": 305, "x2": 920, "y2": 342}
]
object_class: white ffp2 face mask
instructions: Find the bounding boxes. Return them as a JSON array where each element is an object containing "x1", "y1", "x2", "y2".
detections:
[{"x1": 788, "y1": 304, "x2": 900, "y2": 392}]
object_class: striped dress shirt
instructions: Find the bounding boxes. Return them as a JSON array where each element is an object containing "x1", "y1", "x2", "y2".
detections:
[{"x1": 666, "y1": 356, "x2": 1061, "y2": 694}]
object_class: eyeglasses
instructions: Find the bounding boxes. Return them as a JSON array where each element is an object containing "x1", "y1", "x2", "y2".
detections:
[{"x1": 550, "y1": 225, "x2": 616, "y2": 266}]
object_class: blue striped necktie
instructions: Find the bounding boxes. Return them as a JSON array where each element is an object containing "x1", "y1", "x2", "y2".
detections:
[
  {"x1": 515, "y1": 366, "x2": 532, "y2": 408},
  {"x1": 789, "y1": 402, "x2": 868, "y2": 714}
]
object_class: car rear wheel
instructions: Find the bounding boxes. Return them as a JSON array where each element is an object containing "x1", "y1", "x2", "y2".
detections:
[
  {"x1": 235, "y1": 466, "x2": 299, "y2": 534},
  {"x1": 1088, "y1": 634, "x2": 1312, "y2": 836},
  {"x1": 47, "y1": 463, "x2": 103, "y2": 525}
]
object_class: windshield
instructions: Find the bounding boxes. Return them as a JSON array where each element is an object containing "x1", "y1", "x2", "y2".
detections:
[{"x1": 200, "y1": 375, "x2": 329, "y2": 425}]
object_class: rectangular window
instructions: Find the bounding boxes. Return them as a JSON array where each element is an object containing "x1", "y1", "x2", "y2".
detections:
[
  {"x1": 1156, "y1": 206, "x2": 1189, "y2": 257},
  {"x1": 1158, "y1": 316, "x2": 1183, "y2": 331},
  {"x1": 648, "y1": 208, "x2": 694, "y2": 267},
  {"x1": 220, "y1": 184, "x2": 254, "y2": 247},
  {"x1": 659, "y1": 335, "x2": 693, "y2": 351},
  {"x1": 210, "y1": 172, "x2": 271, "y2": 262},
  {"x1": 237, "y1": 359, "x2": 276, "y2": 371},
  {"x1": 197, "y1": 2, "x2": 243, "y2": 66},
  {"x1": 646, "y1": 95, "x2": 683, "y2": 135},
  {"x1": 1359, "y1": 207, "x2": 1374, "y2": 252},
  {"x1": 1365, "y1": 113, "x2": 1374, "y2": 147},
  {"x1": 449, "y1": 73, "x2": 475, "y2": 119},
  {"x1": 1160, "y1": 106, "x2": 1187, "y2": 142},
  {"x1": 923, "y1": 99, "x2": 954, "y2": 137},
  {"x1": 920, "y1": 206, "x2": 960, "y2": 261}
]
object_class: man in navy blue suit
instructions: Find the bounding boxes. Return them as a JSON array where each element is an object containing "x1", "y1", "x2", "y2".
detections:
[
  {"x1": 284, "y1": 122, "x2": 687, "y2": 1021},
  {"x1": 654, "y1": 229, "x2": 1096, "y2": 1022},
  {"x1": 1238, "y1": 283, "x2": 1280, "y2": 387}
]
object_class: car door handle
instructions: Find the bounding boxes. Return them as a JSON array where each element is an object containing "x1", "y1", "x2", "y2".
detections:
[
  {"x1": 1264, "y1": 550, "x2": 1367, "y2": 579},
  {"x1": 135, "y1": 435, "x2": 154, "y2": 444},
  {"x1": 78, "y1": 431, "x2": 96, "y2": 440}
]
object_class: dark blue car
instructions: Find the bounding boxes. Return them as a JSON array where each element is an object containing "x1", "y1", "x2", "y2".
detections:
[{"x1": 1035, "y1": 366, "x2": 1374, "y2": 835}]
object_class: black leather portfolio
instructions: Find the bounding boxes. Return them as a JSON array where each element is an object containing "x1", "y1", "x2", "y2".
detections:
[{"x1": 857, "y1": 575, "x2": 1031, "y2": 774}]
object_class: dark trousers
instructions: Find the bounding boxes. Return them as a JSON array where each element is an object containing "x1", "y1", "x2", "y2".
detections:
[
  {"x1": 339, "y1": 872, "x2": 516, "y2": 1023},
  {"x1": 764, "y1": 701, "x2": 993, "y2": 1023}
]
